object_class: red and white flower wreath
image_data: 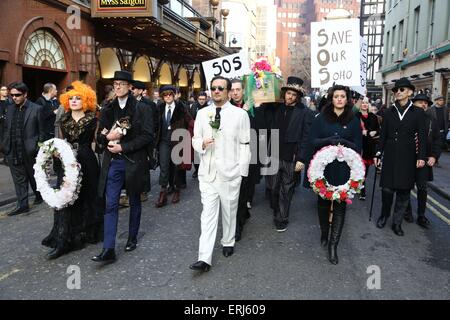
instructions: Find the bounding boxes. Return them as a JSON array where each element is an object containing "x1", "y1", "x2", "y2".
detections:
[{"x1": 308, "y1": 145, "x2": 365, "y2": 204}]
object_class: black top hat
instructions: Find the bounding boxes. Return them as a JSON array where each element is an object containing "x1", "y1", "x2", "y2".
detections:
[
  {"x1": 132, "y1": 80, "x2": 146, "y2": 90},
  {"x1": 412, "y1": 93, "x2": 432, "y2": 106},
  {"x1": 281, "y1": 76, "x2": 304, "y2": 95},
  {"x1": 392, "y1": 77, "x2": 415, "y2": 91},
  {"x1": 159, "y1": 85, "x2": 177, "y2": 95},
  {"x1": 113, "y1": 70, "x2": 133, "y2": 83}
]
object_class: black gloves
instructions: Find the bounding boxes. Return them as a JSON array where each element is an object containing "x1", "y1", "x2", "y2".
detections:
[
  {"x1": 338, "y1": 138, "x2": 357, "y2": 150},
  {"x1": 314, "y1": 136, "x2": 340, "y2": 148},
  {"x1": 314, "y1": 136, "x2": 356, "y2": 150}
]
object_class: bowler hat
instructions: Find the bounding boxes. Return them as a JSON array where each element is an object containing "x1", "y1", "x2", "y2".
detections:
[
  {"x1": 113, "y1": 70, "x2": 133, "y2": 83},
  {"x1": 132, "y1": 80, "x2": 146, "y2": 90},
  {"x1": 281, "y1": 76, "x2": 304, "y2": 96},
  {"x1": 392, "y1": 77, "x2": 415, "y2": 91},
  {"x1": 412, "y1": 93, "x2": 432, "y2": 106},
  {"x1": 159, "y1": 85, "x2": 177, "y2": 95}
]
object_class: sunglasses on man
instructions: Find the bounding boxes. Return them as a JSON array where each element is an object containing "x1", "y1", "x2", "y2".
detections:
[
  {"x1": 211, "y1": 86, "x2": 226, "y2": 92},
  {"x1": 392, "y1": 87, "x2": 408, "y2": 93},
  {"x1": 10, "y1": 93, "x2": 24, "y2": 97}
]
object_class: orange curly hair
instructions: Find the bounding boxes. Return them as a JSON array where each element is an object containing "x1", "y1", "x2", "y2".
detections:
[{"x1": 60, "y1": 81, "x2": 97, "y2": 112}]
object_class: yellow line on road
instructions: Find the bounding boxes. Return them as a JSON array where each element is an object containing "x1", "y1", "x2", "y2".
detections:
[
  {"x1": 426, "y1": 193, "x2": 450, "y2": 216},
  {"x1": 0, "y1": 269, "x2": 21, "y2": 282},
  {"x1": 411, "y1": 191, "x2": 450, "y2": 225}
]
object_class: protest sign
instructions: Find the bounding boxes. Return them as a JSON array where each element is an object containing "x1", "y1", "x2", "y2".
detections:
[{"x1": 202, "y1": 51, "x2": 250, "y2": 88}]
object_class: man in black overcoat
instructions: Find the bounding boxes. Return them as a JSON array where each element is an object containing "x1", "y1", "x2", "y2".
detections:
[
  {"x1": 374, "y1": 78, "x2": 426, "y2": 236},
  {"x1": 92, "y1": 71, "x2": 154, "y2": 263},
  {"x1": 404, "y1": 93, "x2": 441, "y2": 228}
]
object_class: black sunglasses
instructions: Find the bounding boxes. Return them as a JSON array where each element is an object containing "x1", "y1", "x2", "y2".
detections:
[
  {"x1": 211, "y1": 86, "x2": 226, "y2": 92},
  {"x1": 10, "y1": 93, "x2": 24, "y2": 97},
  {"x1": 392, "y1": 87, "x2": 407, "y2": 93}
]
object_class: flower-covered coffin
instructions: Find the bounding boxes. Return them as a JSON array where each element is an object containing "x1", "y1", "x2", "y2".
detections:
[{"x1": 243, "y1": 71, "x2": 284, "y2": 108}]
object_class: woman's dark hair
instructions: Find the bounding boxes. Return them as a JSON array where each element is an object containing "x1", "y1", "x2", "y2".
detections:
[{"x1": 322, "y1": 85, "x2": 354, "y2": 125}]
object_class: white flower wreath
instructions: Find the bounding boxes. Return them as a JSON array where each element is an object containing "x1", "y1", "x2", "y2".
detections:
[
  {"x1": 308, "y1": 144, "x2": 365, "y2": 204},
  {"x1": 34, "y1": 138, "x2": 82, "y2": 210}
]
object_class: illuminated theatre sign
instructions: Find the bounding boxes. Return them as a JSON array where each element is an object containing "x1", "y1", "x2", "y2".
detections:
[{"x1": 91, "y1": 0, "x2": 154, "y2": 17}]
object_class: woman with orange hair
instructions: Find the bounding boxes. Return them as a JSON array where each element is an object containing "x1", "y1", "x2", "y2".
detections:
[{"x1": 42, "y1": 81, "x2": 103, "y2": 259}]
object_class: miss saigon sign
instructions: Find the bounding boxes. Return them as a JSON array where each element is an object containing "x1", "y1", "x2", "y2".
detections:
[{"x1": 91, "y1": 0, "x2": 154, "y2": 17}]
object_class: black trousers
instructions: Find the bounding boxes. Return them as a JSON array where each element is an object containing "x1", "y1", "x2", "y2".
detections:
[
  {"x1": 381, "y1": 188, "x2": 411, "y2": 225},
  {"x1": 271, "y1": 160, "x2": 296, "y2": 224},
  {"x1": 7, "y1": 155, "x2": 39, "y2": 208},
  {"x1": 159, "y1": 141, "x2": 182, "y2": 189},
  {"x1": 406, "y1": 182, "x2": 427, "y2": 218},
  {"x1": 236, "y1": 176, "x2": 250, "y2": 232}
]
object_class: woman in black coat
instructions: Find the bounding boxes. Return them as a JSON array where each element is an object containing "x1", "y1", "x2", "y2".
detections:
[
  {"x1": 356, "y1": 97, "x2": 380, "y2": 200},
  {"x1": 307, "y1": 85, "x2": 362, "y2": 265}
]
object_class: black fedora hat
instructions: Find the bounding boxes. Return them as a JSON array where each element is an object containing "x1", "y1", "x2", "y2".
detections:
[
  {"x1": 281, "y1": 76, "x2": 304, "y2": 95},
  {"x1": 113, "y1": 70, "x2": 133, "y2": 83},
  {"x1": 159, "y1": 85, "x2": 177, "y2": 95},
  {"x1": 412, "y1": 93, "x2": 432, "y2": 106},
  {"x1": 392, "y1": 77, "x2": 415, "y2": 91},
  {"x1": 132, "y1": 80, "x2": 146, "y2": 90}
]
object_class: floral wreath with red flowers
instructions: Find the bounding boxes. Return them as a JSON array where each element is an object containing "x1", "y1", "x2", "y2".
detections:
[{"x1": 308, "y1": 144, "x2": 365, "y2": 204}]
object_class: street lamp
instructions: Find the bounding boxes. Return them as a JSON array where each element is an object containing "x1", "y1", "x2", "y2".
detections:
[
  {"x1": 210, "y1": 0, "x2": 220, "y2": 39},
  {"x1": 221, "y1": 9, "x2": 230, "y2": 45}
]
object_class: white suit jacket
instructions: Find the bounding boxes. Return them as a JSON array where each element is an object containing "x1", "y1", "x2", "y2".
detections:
[{"x1": 192, "y1": 101, "x2": 251, "y2": 182}]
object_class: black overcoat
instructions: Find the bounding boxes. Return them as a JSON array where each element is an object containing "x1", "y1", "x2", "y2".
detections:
[
  {"x1": 97, "y1": 94, "x2": 154, "y2": 197},
  {"x1": 377, "y1": 101, "x2": 426, "y2": 189},
  {"x1": 416, "y1": 110, "x2": 441, "y2": 183}
]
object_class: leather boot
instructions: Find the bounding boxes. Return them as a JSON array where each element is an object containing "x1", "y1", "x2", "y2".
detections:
[
  {"x1": 155, "y1": 190, "x2": 167, "y2": 208},
  {"x1": 328, "y1": 203, "x2": 346, "y2": 265},
  {"x1": 171, "y1": 190, "x2": 181, "y2": 204},
  {"x1": 47, "y1": 247, "x2": 67, "y2": 260},
  {"x1": 317, "y1": 204, "x2": 330, "y2": 247},
  {"x1": 91, "y1": 248, "x2": 116, "y2": 263}
]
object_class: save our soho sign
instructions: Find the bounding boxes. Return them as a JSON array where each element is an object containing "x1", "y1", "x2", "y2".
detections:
[{"x1": 311, "y1": 19, "x2": 361, "y2": 88}]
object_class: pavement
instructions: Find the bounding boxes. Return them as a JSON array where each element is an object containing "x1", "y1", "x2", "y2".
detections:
[
  {"x1": 0, "y1": 164, "x2": 449, "y2": 300},
  {"x1": 428, "y1": 151, "x2": 450, "y2": 201}
]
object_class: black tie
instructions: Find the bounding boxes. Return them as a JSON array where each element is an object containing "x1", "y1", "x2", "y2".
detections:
[{"x1": 215, "y1": 107, "x2": 221, "y2": 122}]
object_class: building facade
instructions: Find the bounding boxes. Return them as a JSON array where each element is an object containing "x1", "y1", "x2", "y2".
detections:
[
  {"x1": 360, "y1": 0, "x2": 386, "y2": 98},
  {"x1": 380, "y1": 0, "x2": 450, "y2": 104},
  {"x1": 0, "y1": 0, "x2": 234, "y2": 101}
]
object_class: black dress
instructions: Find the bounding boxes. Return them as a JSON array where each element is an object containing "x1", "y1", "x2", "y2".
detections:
[{"x1": 42, "y1": 111, "x2": 103, "y2": 252}]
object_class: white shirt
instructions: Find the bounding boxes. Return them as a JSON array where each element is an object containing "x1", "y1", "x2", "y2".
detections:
[
  {"x1": 118, "y1": 96, "x2": 128, "y2": 109},
  {"x1": 192, "y1": 101, "x2": 251, "y2": 182}
]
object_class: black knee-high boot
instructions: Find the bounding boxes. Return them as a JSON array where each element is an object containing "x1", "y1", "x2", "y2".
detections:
[
  {"x1": 328, "y1": 202, "x2": 346, "y2": 265},
  {"x1": 317, "y1": 200, "x2": 330, "y2": 247}
]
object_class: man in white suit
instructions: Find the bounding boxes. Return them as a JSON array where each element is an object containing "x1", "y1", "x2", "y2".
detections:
[{"x1": 190, "y1": 76, "x2": 251, "y2": 272}]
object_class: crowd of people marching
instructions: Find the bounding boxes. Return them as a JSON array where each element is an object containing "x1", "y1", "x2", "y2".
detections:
[{"x1": 0, "y1": 70, "x2": 448, "y2": 269}]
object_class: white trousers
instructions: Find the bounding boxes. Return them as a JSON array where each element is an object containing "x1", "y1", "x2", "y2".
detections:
[{"x1": 197, "y1": 176, "x2": 242, "y2": 265}]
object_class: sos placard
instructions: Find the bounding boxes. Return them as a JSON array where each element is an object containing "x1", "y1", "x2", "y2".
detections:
[{"x1": 202, "y1": 52, "x2": 250, "y2": 89}]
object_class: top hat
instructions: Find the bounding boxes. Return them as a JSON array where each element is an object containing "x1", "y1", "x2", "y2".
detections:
[
  {"x1": 159, "y1": 85, "x2": 177, "y2": 95},
  {"x1": 392, "y1": 77, "x2": 415, "y2": 91},
  {"x1": 113, "y1": 70, "x2": 133, "y2": 83},
  {"x1": 412, "y1": 93, "x2": 432, "y2": 106},
  {"x1": 281, "y1": 76, "x2": 304, "y2": 95},
  {"x1": 132, "y1": 80, "x2": 146, "y2": 90}
]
